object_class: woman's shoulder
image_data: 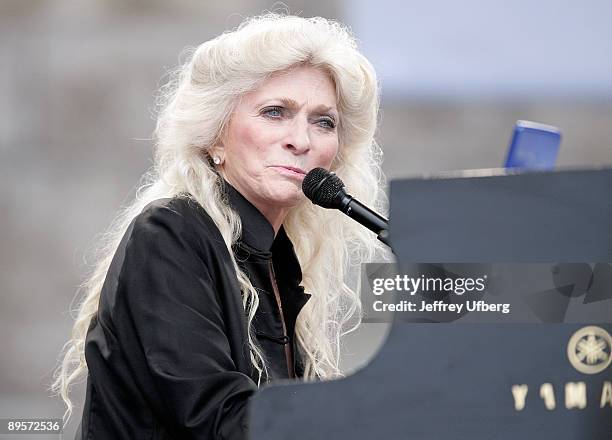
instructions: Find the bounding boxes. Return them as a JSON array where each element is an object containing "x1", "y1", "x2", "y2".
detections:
[{"x1": 129, "y1": 193, "x2": 226, "y2": 254}]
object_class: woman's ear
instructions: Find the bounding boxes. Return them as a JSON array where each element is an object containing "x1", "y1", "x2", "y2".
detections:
[{"x1": 208, "y1": 147, "x2": 225, "y2": 166}]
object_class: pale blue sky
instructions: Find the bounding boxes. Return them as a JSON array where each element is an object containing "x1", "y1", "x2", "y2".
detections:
[{"x1": 344, "y1": 0, "x2": 612, "y2": 99}]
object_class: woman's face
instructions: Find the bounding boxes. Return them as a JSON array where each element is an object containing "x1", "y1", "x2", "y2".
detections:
[{"x1": 218, "y1": 65, "x2": 339, "y2": 223}]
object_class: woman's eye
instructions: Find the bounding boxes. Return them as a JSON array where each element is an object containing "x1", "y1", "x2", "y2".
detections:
[
  {"x1": 262, "y1": 107, "x2": 283, "y2": 118},
  {"x1": 317, "y1": 118, "x2": 336, "y2": 130}
]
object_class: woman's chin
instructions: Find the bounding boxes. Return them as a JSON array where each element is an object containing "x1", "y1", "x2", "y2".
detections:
[{"x1": 266, "y1": 183, "x2": 305, "y2": 207}]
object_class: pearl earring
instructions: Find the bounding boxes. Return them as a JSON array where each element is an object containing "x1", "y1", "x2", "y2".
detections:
[{"x1": 212, "y1": 155, "x2": 221, "y2": 165}]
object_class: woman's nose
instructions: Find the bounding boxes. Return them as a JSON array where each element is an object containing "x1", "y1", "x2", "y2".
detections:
[{"x1": 283, "y1": 117, "x2": 311, "y2": 154}]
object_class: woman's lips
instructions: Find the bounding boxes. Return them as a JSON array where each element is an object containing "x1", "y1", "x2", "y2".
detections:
[{"x1": 270, "y1": 165, "x2": 307, "y2": 180}]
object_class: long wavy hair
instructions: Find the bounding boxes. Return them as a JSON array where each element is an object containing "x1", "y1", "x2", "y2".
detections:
[{"x1": 52, "y1": 12, "x2": 386, "y2": 424}]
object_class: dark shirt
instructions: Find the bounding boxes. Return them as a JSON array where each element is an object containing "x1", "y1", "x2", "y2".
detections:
[{"x1": 75, "y1": 182, "x2": 311, "y2": 439}]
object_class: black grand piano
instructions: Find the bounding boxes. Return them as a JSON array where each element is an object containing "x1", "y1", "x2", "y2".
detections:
[{"x1": 249, "y1": 168, "x2": 612, "y2": 440}]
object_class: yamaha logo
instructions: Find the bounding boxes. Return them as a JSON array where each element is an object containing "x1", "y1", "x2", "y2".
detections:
[
  {"x1": 511, "y1": 326, "x2": 612, "y2": 411},
  {"x1": 567, "y1": 326, "x2": 612, "y2": 375}
]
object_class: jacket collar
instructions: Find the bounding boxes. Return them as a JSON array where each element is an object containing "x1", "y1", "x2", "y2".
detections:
[
  {"x1": 224, "y1": 181, "x2": 276, "y2": 253},
  {"x1": 222, "y1": 179, "x2": 307, "y2": 286},
  {"x1": 222, "y1": 180, "x2": 312, "y2": 345}
]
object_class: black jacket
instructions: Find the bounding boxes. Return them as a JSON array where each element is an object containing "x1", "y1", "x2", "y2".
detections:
[{"x1": 75, "y1": 182, "x2": 312, "y2": 439}]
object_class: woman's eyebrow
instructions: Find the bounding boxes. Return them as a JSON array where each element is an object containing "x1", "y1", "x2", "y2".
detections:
[
  {"x1": 261, "y1": 97, "x2": 338, "y2": 116},
  {"x1": 311, "y1": 104, "x2": 338, "y2": 118}
]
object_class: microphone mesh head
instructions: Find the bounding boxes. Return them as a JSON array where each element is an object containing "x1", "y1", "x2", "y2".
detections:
[{"x1": 302, "y1": 167, "x2": 345, "y2": 208}]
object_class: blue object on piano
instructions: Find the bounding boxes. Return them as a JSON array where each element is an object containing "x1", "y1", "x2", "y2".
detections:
[{"x1": 504, "y1": 120, "x2": 561, "y2": 170}]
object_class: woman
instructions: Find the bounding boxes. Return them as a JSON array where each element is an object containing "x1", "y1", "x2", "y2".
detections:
[{"x1": 52, "y1": 13, "x2": 386, "y2": 440}]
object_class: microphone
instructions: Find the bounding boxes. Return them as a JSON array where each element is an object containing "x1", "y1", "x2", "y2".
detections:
[{"x1": 302, "y1": 168, "x2": 391, "y2": 247}]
